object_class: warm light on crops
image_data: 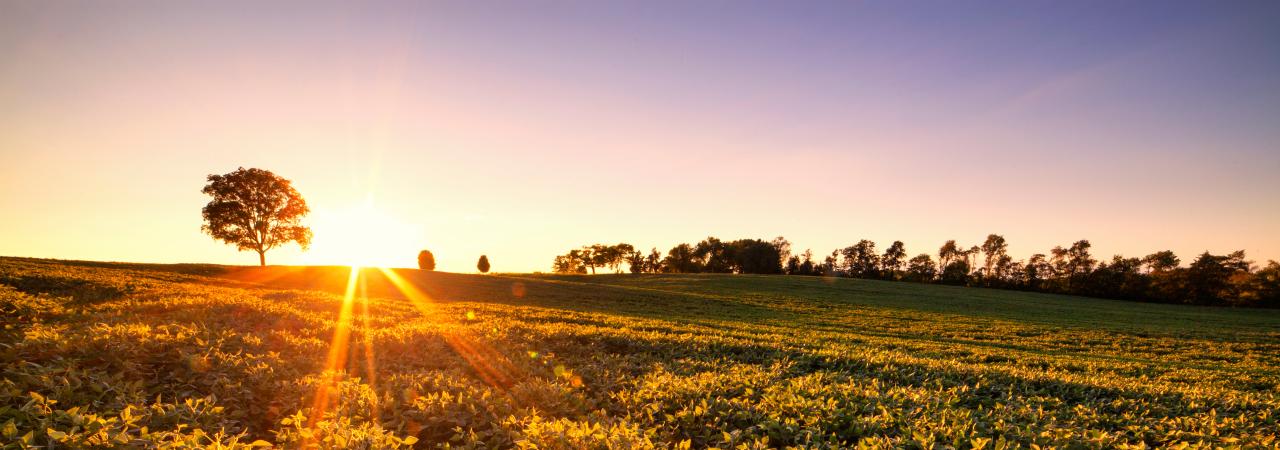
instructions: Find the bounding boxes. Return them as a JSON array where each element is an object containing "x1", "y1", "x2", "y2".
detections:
[{"x1": 4, "y1": 257, "x2": 1279, "y2": 448}]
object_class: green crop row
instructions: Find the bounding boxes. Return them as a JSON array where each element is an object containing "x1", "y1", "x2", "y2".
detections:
[{"x1": 1, "y1": 258, "x2": 1277, "y2": 448}]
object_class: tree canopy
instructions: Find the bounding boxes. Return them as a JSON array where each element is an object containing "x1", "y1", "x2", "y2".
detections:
[
  {"x1": 553, "y1": 238, "x2": 788, "y2": 276},
  {"x1": 418, "y1": 250, "x2": 436, "y2": 271},
  {"x1": 200, "y1": 167, "x2": 311, "y2": 266}
]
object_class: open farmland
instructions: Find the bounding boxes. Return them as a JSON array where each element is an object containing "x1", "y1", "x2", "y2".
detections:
[{"x1": 2, "y1": 257, "x2": 1279, "y2": 449}]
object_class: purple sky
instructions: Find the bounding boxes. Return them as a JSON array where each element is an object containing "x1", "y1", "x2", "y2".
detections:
[{"x1": 2, "y1": 1, "x2": 1278, "y2": 271}]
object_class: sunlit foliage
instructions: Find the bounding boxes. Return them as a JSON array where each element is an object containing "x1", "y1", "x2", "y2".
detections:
[{"x1": 2, "y1": 257, "x2": 1279, "y2": 448}]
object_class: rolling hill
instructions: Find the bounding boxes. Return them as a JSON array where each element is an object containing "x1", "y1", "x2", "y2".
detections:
[{"x1": 2, "y1": 257, "x2": 1278, "y2": 448}]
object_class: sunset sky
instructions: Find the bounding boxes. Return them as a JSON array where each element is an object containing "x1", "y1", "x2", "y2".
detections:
[{"x1": 2, "y1": 1, "x2": 1279, "y2": 272}]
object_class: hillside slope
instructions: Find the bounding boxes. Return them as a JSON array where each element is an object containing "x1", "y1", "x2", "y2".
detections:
[{"x1": 2, "y1": 257, "x2": 1278, "y2": 448}]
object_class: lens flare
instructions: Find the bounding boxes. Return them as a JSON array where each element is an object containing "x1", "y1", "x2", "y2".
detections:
[
  {"x1": 307, "y1": 265, "x2": 361, "y2": 432},
  {"x1": 307, "y1": 267, "x2": 531, "y2": 439},
  {"x1": 377, "y1": 268, "x2": 521, "y2": 388}
]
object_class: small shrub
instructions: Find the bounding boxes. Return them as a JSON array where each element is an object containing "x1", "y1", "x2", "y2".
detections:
[{"x1": 417, "y1": 250, "x2": 436, "y2": 271}]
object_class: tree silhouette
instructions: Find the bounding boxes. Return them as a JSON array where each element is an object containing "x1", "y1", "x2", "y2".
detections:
[
  {"x1": 980, "y1": 234, "x2": 1008, "y2": 281},
  {"x1": 731, "y1": 238, "x2": 785, "y2": 274},
  {"x1": 823, "y1": 251, "x2": 839, "y2": 276},
  {"x1": 965, "y1": 246, "x2": 981, "y2": 278},
  {"x1": 543, "y1": 235, "x2": 1277, "y2": 307},
  {"x1": 841, "y1": 240, "x2": 880, "y2": 278},
  {"x1": 695, "y1": 237, "x2": 733, "y2": 273},
  {"x1": 552, "y1": 249, "x2": 587, "y2": 274},
  {"x1": 201, "y1": 167, "x2": 311, "y2": 266},
  {"x1": 477, "y1": 255, "x2": 490, "y2": 273},
  {"x1": 627, "y1": 250, "x2": 645, "y2": 274},
  {"x1": 1065, "y1": 240, "x2": 1096, "y2": 276},
  {"x1": 1024, "y1": 253, "x2": 1050, "y2": 289},
  {"x1": 938, "y1": 240, "x2": 960, "y2": 278},
  {"x1": 771, "y1": 236, "x2": 792, "y2": 271},
  {"x1": 646, "y1": 248, "x2": 664, "y2": 273},
  {"x1": 1245, "y1": 261, "x2": 1280, "y2": 307},
  {"x1": 881, "y1": 241, "x2": 907, "y2": 279},
  {"x1": 580, "y1": 245, "x2": 600, "y2": 274},
  {"x1": 1087, "y1": 255, "x2": 1145, "y2": 299},
  {"x1": 798, "y1": 249, "x2": 815, "y2": 275},
  {"x1": 609, "y1": 243, "x2": 635, "y2": 273},
  {"x1": 1142, "y1": 250, "x2": 1180, "y2": 273},
  {"x1": 418, "y1": 250, "x2": 436, "y2": 271},
  {"x1": 905, "y1": 254, "x2": 937, "y2": 282},
  {"x1": 940, "y1": 259, "x2": 972, "y2": 285},
  {"x1": 1185, "y1": 251, "x2": 1249, "y2": 304},
  {"x1": 664, "y1": 243, "x2": 699, "y2": 273}
]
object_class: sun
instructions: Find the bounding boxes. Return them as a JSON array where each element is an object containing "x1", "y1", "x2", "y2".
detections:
[{"x1": 303, "y1": 198, "x2": 421, "y2": 268}]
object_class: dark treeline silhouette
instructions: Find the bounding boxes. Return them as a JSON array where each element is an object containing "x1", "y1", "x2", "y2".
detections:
[
  {"x1": 553, "y1": 237, "x2": 791, "y2": 275},
  {"x1": 553, "y1": 234, "x2": 1280, "y2": 308}
]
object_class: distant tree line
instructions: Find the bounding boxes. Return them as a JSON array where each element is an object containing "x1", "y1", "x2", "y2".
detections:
[
  {"x1": 552, "y1": 235, "x2": 1280, "y2": 308},
  {"x1": 553, "y1": 237, "x2": 791, "y2": 276}
]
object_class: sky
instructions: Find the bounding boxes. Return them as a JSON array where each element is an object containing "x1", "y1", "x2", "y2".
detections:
[{"x1": 2, "y1": 1, "x2": 1279, "y2": 272}]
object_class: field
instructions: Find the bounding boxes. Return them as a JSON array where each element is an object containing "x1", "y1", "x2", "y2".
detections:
[{"x1": 2, "y1": 257, "x2": 1279, "y2": 449}]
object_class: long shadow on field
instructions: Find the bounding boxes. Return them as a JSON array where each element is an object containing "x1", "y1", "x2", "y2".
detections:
[
  {"x1": 536, "y1": 273, "x2": 1280, "y2": 338},
  {"x1": 0, "y1": 256, "x2": 228, "y2": 277},
  {"x1": 213, "y1": 266, "x2": 785, "y2": 324}
]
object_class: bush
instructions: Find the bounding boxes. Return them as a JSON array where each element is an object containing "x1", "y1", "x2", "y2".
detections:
[{"x1": 417, "y1": 250, "x2": 435, "y2": 271}]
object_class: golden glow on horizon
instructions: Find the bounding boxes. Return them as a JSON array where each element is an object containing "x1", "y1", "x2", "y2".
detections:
[
  {"x1": 303, "y1": 197, "x2": 421, "y2": 268},
  {"x1": 2, "y1": 3, "x2": 1279, "y2": 271}
]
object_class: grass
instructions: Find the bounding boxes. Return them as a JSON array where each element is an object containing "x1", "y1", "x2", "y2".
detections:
[{"x1": 2, "y1": 256, "x2": 1279, "y2": 449}]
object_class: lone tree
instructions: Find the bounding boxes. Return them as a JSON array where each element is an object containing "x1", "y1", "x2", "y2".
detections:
[
  {"x1": 418, "y1": 250, "x2": 436, "y2": 271},
  {"x1": 201, "y1": 167, "x2": 312, "y2": 266},
  {"x1": 477, "y1": 255, "x2": 490, "y2": 273}
]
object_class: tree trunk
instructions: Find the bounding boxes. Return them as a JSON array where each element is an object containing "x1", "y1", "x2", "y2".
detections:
[{"x1": 258, "y1": 251, "x2": 266, "y2": 267}]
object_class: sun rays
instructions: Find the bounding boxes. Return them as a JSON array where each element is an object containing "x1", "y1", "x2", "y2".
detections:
[
  {"x1": 305, "y1": 265, "x2": 526, "y2": 438},
  {"x1": 378, "y1": 268, "x2": 520, "y2": 388},
  {"x1": 306, "y1": 265, "x2": 361, "y2": 431}
]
